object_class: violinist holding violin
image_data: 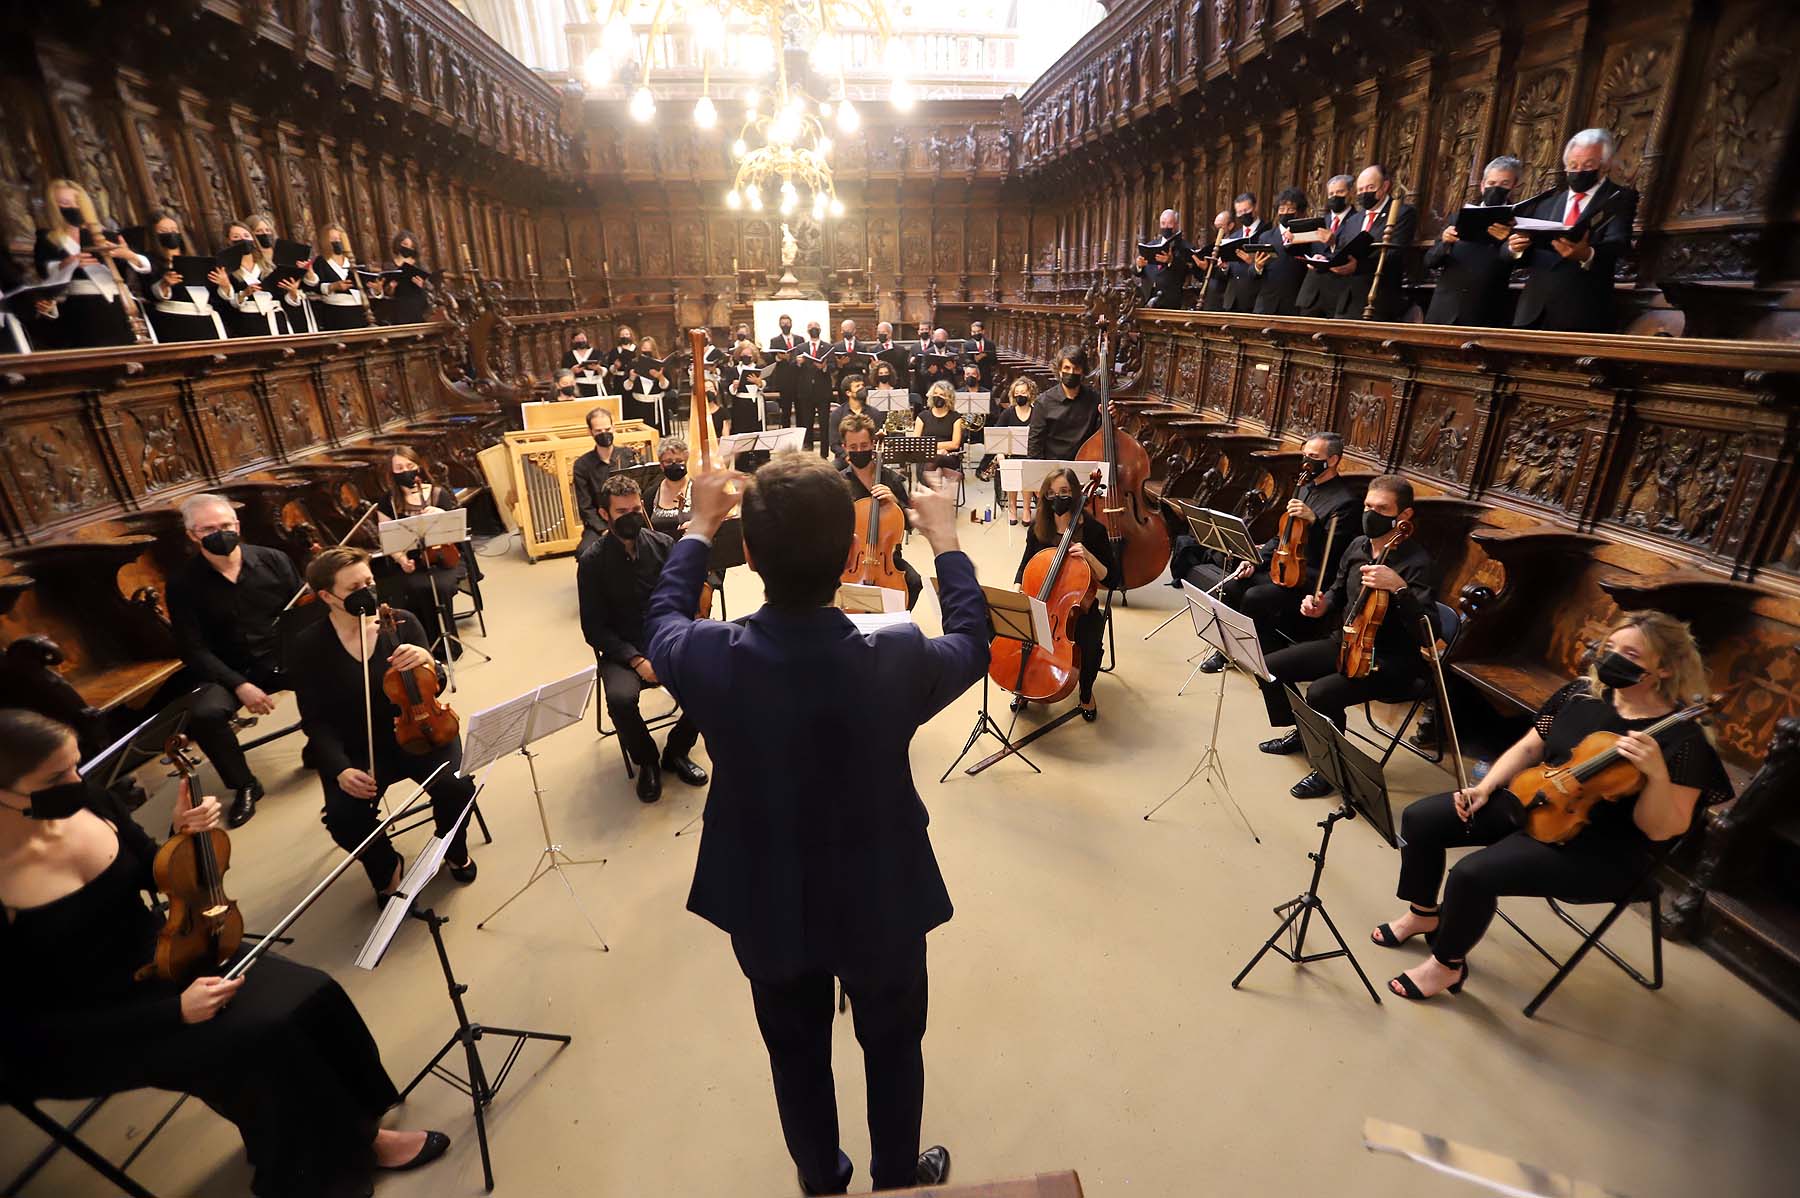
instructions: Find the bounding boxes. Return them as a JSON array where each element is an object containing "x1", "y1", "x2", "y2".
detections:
[
  {"x1": 840, "y1": 413, "x2": 923, "y2": 609},
  {"x1": 374, "y1": 445, "x2": 468, "y2": 662},
  {"x1": 1373, "y1": 612, "x2": 1730, "y2": 1001},
  {"x1": 1255, "y1": 475, "x2": 1435, "y2": 797},
  {"x1": 290, "y1": 547, "x2": 477, "y2": 900},
  {"x1": 0, "y1": 708, "x2": 452, "y2": 1195}
]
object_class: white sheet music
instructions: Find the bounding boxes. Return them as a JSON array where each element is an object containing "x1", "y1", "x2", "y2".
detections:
[
  {"x1": 848, "y1": 611, "x2": 913, "y2": 634},
  {"x1": 951, "y1": 392, "x2": 990, "y2": 417},
  {"x1": 837, "y1": 583, "x2": 906, "y2": 613},
  {"x1": 376, "y1": 507, "x2": 468, "y2": 556},
  {"x1": 1181, "y1": 581, "x2": 1271, "y2": 680},
  {"x1": 866, "y1": 387, "x2": 913, "y2": 412},
  {"x1": 460, "y1": 691, "x2": 537, "y2": 774},
  {"x1": 526, "y1": 666, "x2": 598, "y2": 741},
  {"x1": 719, "y1": 427, "x2": 806, "y2": 457},
  {"x1": 981, "y1": 427, "x2": 1030, "y2": 456}
]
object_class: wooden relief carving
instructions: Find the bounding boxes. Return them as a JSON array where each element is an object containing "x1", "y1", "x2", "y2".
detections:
[
  {"x1": 1213, "y1": 0, "x2": 1236, "y2": 59},
  {"x1": 1611, "y1": 425, "x2": 1745, "y2": 546},
  {"x1": 741, "y1": 219, "x2": 768, "y2": 271},
  {"x1": 239, "y1": 144, "x2": 275, "y2": 218},
  {"x1": 603, "y1": 218, "x2": 637, "y2": 274},
  {"x1": 1141, "y1": 339, "x2": 1169, "y2": 396},
  {"x1": 1386, "y1": 107, "x2": 1425, "y2": 195},
  {"x1": 270, "y1": 379, "x2": 323, "y2": 454},
  {"x1": 198, "y1": 389, "x2": 269, "y2": 469},
  {"x1": 1491, "y1": 401, "x2": 1586, "y2": 510},
  {"x1": 369, "y1": 360, "x2": 406, "y2": 425},
  {"x1": 1402, "y1": 386, "x2": 1476, "y2": 483},
  {"x1": 933, "y1": 226, "x2": 962, "y2": 273},
  {"x1": 134, "y1": 117, "x2": 189, "y2": 230},
  {"x1": 1343, "y1": 378, "x2": 1391, "y2": 457},
  {"x1": 119, "y1": 405, "x2": 200, "y2": 492},
  {"x1": 1591, "y1": 41, "x2": 1673, "y2": 197},
  {"x1": 869, "y1": 218, "x2": 895, "y2": 271},
  {"x1": 675, "y1": 220, "x2": 703, "y2": 273},
  {"x1": 1712, "y1": 640, "x2": 1800, "y2": 763},
  {"x1": 1203, "y1": 353, "x2": 1233, "y2": 415},
  {"x1": 402, "y1": 356, "x2": 435, "y2": 418},
  {"x1": 0, "y1": 111, "x2": 44, "y2": 241},
  {"x1": 901, "y1": 219, "x2": 929, "y2": 271},
  {"x1": 56, "y1": 91, "x2": 130, "y2": 223},
  {"x1": 1507, "y1": 69, "x2": 1572, "y2": 194},
  {"x1": 1431, "y1": 91, "x2": 1489, "y2": 226},
  {"x1": 1676, "y1": 15, "x2": 1793, "y2": 217},
  {"x1": 1286, "y1": 364, "x2": 1331, "y2": 434},
  {"x1": 832, "y1": 219, "x2": 863, "y2": 270},
  {"x1": 709, "y1": 218, "x2": 735, "y2": 274},
  {"x1": 642, "y1": 220, "x2": 670, "y2": 276},
  {"x1": 2, "y1": 422, "x2": 110, "y2": 523},
  {"x1": 1174, "y1": 345, "x2": 1202, "y2": 404},
  {"x1": 286, "y1": 154, "x2": 320, "y2": 237},
  {"x1": 1242, "y1": 359, "x2": 1276, "y2": 426}
]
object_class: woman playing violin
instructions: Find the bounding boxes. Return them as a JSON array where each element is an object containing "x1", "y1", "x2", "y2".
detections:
[
  {"x1": 0, "y1": 708, "x2": 451, "y2": 1196},
  {"x1": 1373, "y1": 611, "x2": 1730, "y2": 1001},
  {"x1": 1013, "y1": 467, "x2": 1113, "y2": 721},
  {"x1": 374, "y1": 446, "x2": 469, "y2": 662}
]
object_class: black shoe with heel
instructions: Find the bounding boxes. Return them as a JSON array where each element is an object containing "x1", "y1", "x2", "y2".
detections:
[
  {"x1": 1371, "y1": 904, "x2": 1439, "y2": 949},
  {"x1": 1389, "y1": 961, "x2": 1468, "y2": 1001}
]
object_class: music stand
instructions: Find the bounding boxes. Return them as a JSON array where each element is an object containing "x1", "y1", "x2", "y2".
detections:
[
  {"x1": 1145, "y1": 504, "x2": 1265, "y2": 642},
  {"x1": 1140, "y1": 583, "x2": 1262, "y2": 843},
  {"x1": 1288, "y1": 685, "x2": 1398, "y2": 848},
  {"x1": 940, "y1": 583, "x2": 1051, "y2": 781},
  {"x1": 950, "y1": 392, "x2": 990, "y2": 421},
  {"x1": 469, "y1": 666, "x2": 612, "y2": 951},
  {"x1": 377, "y1": 507, "x2": 490, "y2": 687},
  {"x1": 79, "y1": 695, "x2": 195, "y2": 792},
  {"x1": 1230, "y1": 688, "x2": 1387, "y2": 1006},
  {"x1": 866, "y1": 387, "x2": 913, "y2": 415}
]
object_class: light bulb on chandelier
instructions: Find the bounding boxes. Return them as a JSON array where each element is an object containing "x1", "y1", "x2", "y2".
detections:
[
  {"x1": 693, "y1": 95, "x2": 717, "y2": 130},
  {"x1": 601, "y1": 13, "x2": 634, "y2": 62},
  {"x1": 829, "y1": 197, "x2": 845, "y2": 217},
  {"x1": 811, "y1": 194, "x2": 827, "y2": 221},
  {"x1": 630, "y1": 86, "x2": 655, "y2": 123},
  {"x1": 731, "y1": 137, "x2": 748, "y2": 160},
  {"x1": 725, "y1": 188, "x2": 742, "y2": 210},
  {"x1": 836, "y1": 100, "x2": 860, "y2": 133},
  {"x1": 817, "y1": 135, "x2": 834, "y2": 157},
  {"x1": 582, "y1": 48, "x2": 612, "y2": 88},
  {"x1": 890, "y1": 77, "x2": 915, "y2": 111}
]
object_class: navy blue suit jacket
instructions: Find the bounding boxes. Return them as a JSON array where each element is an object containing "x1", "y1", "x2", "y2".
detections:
[{"x1": 646, "y1": 536, "x2": 990, "y2": 978}]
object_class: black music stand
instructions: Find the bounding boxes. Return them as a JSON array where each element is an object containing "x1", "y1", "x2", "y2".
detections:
[
  {"x1": 1145, "y1": 502, "x2": 1263, "y2": 641},
  {"x1": 705, "y1": 517, "x2": 745, "y2": 620},
  {"x1": 1231, "y1": 689, "x2": 1387, "y2": 1005},
  {"x1": 940, "y1": 584, "x2": 1044, "y2": 781}
]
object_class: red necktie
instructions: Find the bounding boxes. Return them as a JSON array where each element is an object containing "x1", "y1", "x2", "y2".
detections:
[
  {"x1": 1329, "y1": 214, "x2": 1341, "y2": 236},
  {"x1": 1566, "y1": 192, "x2": 1586, "y2": 224}
]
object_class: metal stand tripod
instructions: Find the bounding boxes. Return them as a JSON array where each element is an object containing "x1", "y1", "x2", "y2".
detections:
[
  {"x1": 1232, "y1": 804, "x2": 1380, "y2": 1004},
  {"x1": 475, "y1": 747, "x2": 609, "y2": 950}
]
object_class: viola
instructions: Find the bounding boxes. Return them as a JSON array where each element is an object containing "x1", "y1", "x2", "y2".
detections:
[
  {"x1": 989, "y1": 473, "x2": 1104, "y2": 702},
  {"x1": 1268, "y1": 457, "x2": 1324, "y2": 589},
  {"x1": 1513, "y1": 703, "x2": 1712, "y2": 844},
  {"x1": 139, "y1": 735, "x2": 243, "y2": 986},
  {"x1": 1077, "y1": 332, "x2": 1170, "y2": 592},
  {"x1": 1336, "y1": 518, "x2": 1415, "y2": 680},
  {"x1": 842, "y1": 437, "x2": 908, "y2": 594},
  {"x1": 379, "y1": 602, "x2": 459, "y2": 754}
]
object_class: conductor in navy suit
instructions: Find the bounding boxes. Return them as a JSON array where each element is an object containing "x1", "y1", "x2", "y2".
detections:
[{"x1": 645, "y1": 454, "x2": 989, "y2": 1194}]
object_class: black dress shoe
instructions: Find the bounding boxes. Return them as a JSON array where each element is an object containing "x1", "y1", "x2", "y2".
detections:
[
  {"x1": 1258, "y1": 730, "x2": 1303, "y2": 755},
  {"x1": 1197, "y1": 649, "x2": 1228, "y2": 674},
  {"x1": 1290, "y1": 770, "x2": 1334, "y2": 798},
  {"x1": 915, "y1": 1145, "x2": 951, "y2": 1186},
  {"x1": 797, "y1": 1150, "x2": 853, "y2": 1195},
  {"x1": 661, "y1": 752, "x2": 708, "y2": 787},
  {"x1": 380, "y1": 1130, "x2": 451, "y2": 1172},
  {"x1": 636, "y1": 760, "x2": 663, "y2": 803},
  {"x1": 447, "y1": 856, "x2": 477, "y2": 884},
  {"x1": 226, "y1": 780, "x2": 262, "y2": 829}
]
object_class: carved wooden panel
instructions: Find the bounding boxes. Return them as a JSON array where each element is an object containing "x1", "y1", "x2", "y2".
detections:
[
  {"x1": 1606, "y1": 423, "x2": 1747, "y2": 549},
  {"x1": 1487, "y1": 396, "x2": 1592, "y2": 515},
  {"x1": 319, "y1": 362, "x2": 373, "y2": 442},
  {"x1": 194, "y1": 383, "x2": 274, "y2": 473},
  {"x1": 0, "y1": 412, "x2": 114, "y2": 527},
  {"x1": 1283, "y1": 362, "x2": 1334, "y2": 436},
  {"x1": 265, "y1": 373, "x2": 327, "y2": 457},
  {"x1": 1400, "y1": 383, "x2": 1479, "y2": 486},
  {"x1": 641, "y1": 219, "x2": 670, "y2": 277},
  {"x1": 1342, "y1": 375, "x2": 1396, "y2": 461},
  {"x1": 1670, "y1": 4, "x2": 1797, "y2": 220},
  {"x1": 107, "y1": 393, "x2": 203, "y2": 496}
]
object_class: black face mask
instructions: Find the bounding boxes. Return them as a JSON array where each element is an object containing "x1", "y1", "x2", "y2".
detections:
[
  {"x1": 1278, "y1": 213, "x2": 1296, "y2": 227},
  {"x1": 255, "y1": 232, "x2": 273, "y2": 248},
  {"x1": 398, "y1": 245, "x2": 416, "y2": 259},
  {"x1": 594, "y1": 431, "x2": 615, "y2": 449},
  {"x1": 847, "y1": 390, "x2": 867, "y2": 406},
  {"x1": 341, "y1": 584, "x2": 380, "y2": 618},
  {"x1": 617, "y1": 337, "x2": 633, "y2": 347},
  {"x1": 1014, "y1": 396, "x2": 1032, "y2": 408},
  {"x1": 200, "y1": 528, "x2": 240, "y2": 556},
  {"x1": 1358, "y1": 191, "x2": 1380, "y2": 210},
  {"x1": 58, "y1": 205, "x2": 83, "y2": 226},
  {"x1": 330, "y1": 239, "x2": 345, "y2": 254},
  {"x1": 1238, "y1": 213, "x2": 1255, "y2": 228},
  {"x1": 393, "y1": 470, "x2": 421, "y2": 489},
  {"x1": 9, "y1": 778, "x2": 87, "y2": 821},
  {"x1": 1160, "y1": 227, "x2": 1177, "y2": 238},
  {"x1": 1362, "y1": 510, "x2": 1396, "y2": 539},
  {"x1": 158, "y1": 231, "x2": 182, "y2": 249},
  {"x1": 558, "y1": 386, "x2": 576, "y2": 396},
  {"x1": 1481, "y1": 186, "x2": 1511, "y2": 207},
  {"x1": 229, "y1": 239, "x2": 255, "y2": 261},
  {"x1": 572, "y1": 341, "x2": 589, "y2": 351},
  {"x1": 808, "y1": 330, "x2": 820, "y2": 340},
  {"x1": 1566, "y1": 168, "x2": 1601, "y2": 193},
  {"x1": 847, "y1": 449, "x2": 875, "y2": 469},
  {"x1": 611, "y1": 511, "x2": 646, "y2": 540},
  {"x1": 662, "y1": 462, "x2": 688, "y2": 482},
  {"x1": 1594, "y1": 650, "x2": 1648, "y2": 690},
  {"x1": 1048, "y1": 493, "x2": 1078, "y2": 516},
  {"x1": 780, "y1": 324, "x2": 792, "y2": 334},
  {"x1": 1326, "y1": 195, "x2": 1349, "y2": 214},
  {"x1": 1060, "y1": 371, "x2": 1081, "y2": 388}
]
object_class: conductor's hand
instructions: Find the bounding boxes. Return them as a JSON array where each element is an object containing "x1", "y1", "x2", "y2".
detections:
[
  {"x1": 337, "y1": 768, "x2": 379, "y2": 800},
  {"x1": 631, "y1": 656, "x2": 658, "y2": 685},
  {"x1": 181, "y1": 976, "x2": 244, "y2": 1024},
  {"x1": 688, "y1": 468, "x2": 745, "y2": 540},
  {"x1": 1300, "y1": 593, "x2": 1328, "y2": 619},
  {"x1": 907, "y1": 484, "x2": 960, "y2": 557},
  {"x1": 869, "y1": 483, "x2": 898, "y2": 507},
  {"x1": 173, "y1": 795, "x2": 223, "y2": 835},
  {"x1": 388, "y1": 644, "x2": 433, "y2": 672},
  {"x1": 234, "y1": 682, "x2": 276, "y2": 716},
  {"x1": 1441, "y1": 225, "x2": 1460, "y2": 244},
  {"x1": 1452, "y1": 785, "x2": 1492, "y2": 822},
  {"x1": 1360, "y1": 563, "x2": 1405, "y2": 593},
  {"x1": 1285, "y1": 498, "x2": 1315, "y2": 521}
]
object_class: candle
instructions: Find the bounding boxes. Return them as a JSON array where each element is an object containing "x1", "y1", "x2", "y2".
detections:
[
  {"x1": 527, "y1": 252, "x2": 535, "y2": 273},
  {"x1": 732, "y1": 256, "x2": 739, "y2": 272},
  {"x1": 602, "y1": 258, "x2": 610, "y2": 277},
  {"x1": 564, "y1": 255, "x2": 572, "y2": 275},
  {"x1": 460, "y1": 242, "x2": 471, "y2": 267},
  {"x1": 991, "y1": 256, "x2": 997, "y2": 273}
]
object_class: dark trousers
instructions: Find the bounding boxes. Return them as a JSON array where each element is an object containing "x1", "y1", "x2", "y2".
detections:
[
  {"x1": 1397, "y1": 791, "x2": 1649, "y2": 966},
  {"x1": 1075, "y1": 606, "x2": 1105, "y2": 701},
  {"x1": 317, "y1": 738, "x2": 474, "y2": 891},
  {"x1": 598, "y1": 658, "x2": 700, "y2": 767},
  {"x1": 378, "y1": 561, "x2": 466, "y2": 660},
  {"x1": 185, "y1": 665, "x2": 285, "y2": 792},
  {"x1": 794, "y1": 396, "x2": 826, "y2": 453},
  {"x1": 1257, "y1": 636, "x2": 1419, "y2": 730},
  {"x1": 1218, "y1": 572, "x2": 1311, "y2": 654},
  {"x1": 735, "y1": 937, "x2": 929, "y2": 1193}
]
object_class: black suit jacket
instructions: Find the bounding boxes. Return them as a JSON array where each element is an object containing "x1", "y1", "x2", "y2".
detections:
[
  {"x1": 570, "y1": 445, "x2": 642, "y2": 542},
  {"x1": 1336, "y1": 202, "x2": 1416, "y2": 321},
  {"x1": 1251, "y1": 226, "x2": 1308, "y2": 316},
  {"x1": 1511, "y1": 180, "x2": 1637, "y2": 333},
  {"x1": 1222, "y1": 220, "x2": 1267, "y2": 313},
  {"x1": 766, "y1": 333, "x2": 801, "y2": 399},
  {"x1": 1424, "y1": 235, "x2": 1515, "y2": 327},
  {"x1": 1295, "y1": 211, "x2": 1353, "y2": 316}
]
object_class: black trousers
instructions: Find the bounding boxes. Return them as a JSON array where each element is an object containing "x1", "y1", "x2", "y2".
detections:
[
  {"x1": 735, "y1": 937, "x2": 929, "y2": 1193},
  {"x1": 317, "y1": 738, "x2": 474, "y2": 890},
  {"x1": 793, "y1": 396, "x2": 826, "y2": 453},
  {"x1": 598, "y1": 658, "x2": 699, "y2": 767},
  {"x1": 1075, "y1": 606, "x2": 1105, "y2": 701},
  {"x1": 1218, "y1": 571, "x2": 1313, "y2": 654},
  {"x1": 377, "y1": 560, "x2": 466, "y2": 659},
  {"x1": 1257, "y1": 636, "x2": 1419, "y2": 730},
  {"x1": 1396, "y1": 791, "x2": 1650, "y2": 966},
  {"x1": 185, "y1": 665, "x2": 286, "y2": 792}
]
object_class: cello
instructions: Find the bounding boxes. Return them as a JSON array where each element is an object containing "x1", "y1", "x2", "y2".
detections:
[
  {"x1": 842, "y1": 432, "x2": 908, "y2": 594},
  {"x1": 138, "y1": 735, "x2": 244, "y2": 985},
  {"x1": 989, "y1": 472, "x2": 1104, "y2": 702},
  {"x1": 1077, "y1": 330, "x2": 1170, "y2": 591},
  {"x1": 1268, "y1": 457, "x2": 1324, "y2": 588},
  {"x1": 1336, "y1": 518, "x2": 1415, "y2": 680}
]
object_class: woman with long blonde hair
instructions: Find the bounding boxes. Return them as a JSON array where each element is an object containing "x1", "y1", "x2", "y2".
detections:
[
  {"x1": 1372, "y1": 609, "x2": 1731, "y2": 1002},
  {"x1": 307, "y1": 222, "x2": 369, "y2": 331},
  {"x1": 30, "y1": 178, "x2": 151, "y2": 348},
  {"x1": 242, "y1": 212, "x2": 312, "y2": 332}
]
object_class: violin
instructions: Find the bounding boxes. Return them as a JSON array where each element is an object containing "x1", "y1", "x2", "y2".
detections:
[
  {"x1": 1077, "y1": 332, "x2": 1170, "y2": 591},
  {"x1": 1268, "y1": 457, "x2": 1324, "y2": 589},
  {"x1": 379, "y1": 602, "x2": 459, "y2": 754},
  {"x1": 1514, "y1": 703, "x2": 1712, "y2": 844},
  {"x1": 989, "y1": 473, "x2": 1104, "y2": 702},
  {"x1": 139, "y1": 735, "x2": 243, "y2": 986},
  {"x1": 842, "y1": 435, "x2": 908, "y2": 594},
  {"x1": 391, "y1": 479, "x2": 463, "y2": 571},
  {"x1": 1336, "y1": 518, "x2": 1415, "y2": 680}
]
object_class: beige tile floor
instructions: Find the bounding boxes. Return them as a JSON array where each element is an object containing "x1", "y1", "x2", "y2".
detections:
[{"x1": 5, "y1": 514, "x2": 1798, "y2": 1198}]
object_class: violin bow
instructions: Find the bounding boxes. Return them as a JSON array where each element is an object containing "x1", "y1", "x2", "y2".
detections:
[
  {"x1": 1311, "y1": 518, "x2": 1338, "y2": 600},
  {"x1": 1418, "y1": 613, "x2": 1473, "y2": 821},
  {"x1": 282, "y1": 502, "x2": 381, "y2": 611}
]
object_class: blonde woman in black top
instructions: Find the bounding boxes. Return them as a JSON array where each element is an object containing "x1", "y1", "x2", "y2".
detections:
[{"x1": 913, "y1": 380, "x2": 965, "y2": 473}]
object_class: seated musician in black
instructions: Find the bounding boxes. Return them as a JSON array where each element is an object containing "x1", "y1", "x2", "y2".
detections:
[
  {"x1": 1012, "y1": 467, "x2": 1113, "y2": 722},
  {"x1": 0, "y1": 708, "x2": 451, "y2": 1197},
  {"x1": 1199, "y1": 432, "x2": 1357, "y2": 674},
  {"x1": 373, "y1": 445, "x2": 469, "y2": 662},
  {"x1": 1027, "y1": 345, "x2": 1102, "y2": 461},
  {"x1": 827, "y1": 370, "x2": 878, "y2": 468},
  {"x1": 1371, "y1": 612, "x2": 1730, "y2": 1001},
  {"x1": 289, "y1": 547, "x2": 477, "y2": 899},
  {"x1": 839, "y1": 413, "x2": 923, "y2": 610},
  {"x1": 576, "y1": 476, "x2": 707, "y2": 803},
  {"x1": 571, "y1": 405, "x2": 642, "y2": 553},
  {"x1": 1256, "y1": 474, "x2": 1434, "y2": 797},
  {"x1": 166, "y1": 492, "x2": 303, "y2": 829}
]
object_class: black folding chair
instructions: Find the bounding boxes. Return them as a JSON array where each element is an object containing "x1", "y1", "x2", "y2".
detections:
[
  {"x1": 591, "y1": 655, "x2": 684, "y2": 779},
  {"x1": 4, "y1": 1088, "x2": 184, "y2": 1198},
  {"x1": 1352, "y1": 600, "x2": 1462, "y2": 767}
]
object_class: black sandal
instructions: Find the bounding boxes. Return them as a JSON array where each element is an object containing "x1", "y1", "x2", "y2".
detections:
[
  {"x1": 1371, "y1": 904, "x2": 1440, "y2": 948},
  {"x1": 1388, "y1": 961, "x2": 1468, "y2": 1001}
]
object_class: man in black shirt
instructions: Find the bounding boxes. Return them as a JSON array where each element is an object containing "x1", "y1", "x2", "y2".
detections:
[
  {"x1": 1255, "y1": 475, "x2": 1436, "y2": 797},
  {"x1": 571, "y1": 405, "x2": 641, "y2": 552},
  {"x1": 166, "y1": 493, "x2": 304, "y2": 827},
  {"x1": 1027, "y1": 344, "x2": 1101, "y2": 461},
  {"x1": 839, "y1": 414, "x2": 922, "y2": 609},
  {"x1": 577, "y1": 476, "x2": 705, "y2": 803},
  {"x1": 1199, "y1": 432, "x2": 1358, "y2": 673}
]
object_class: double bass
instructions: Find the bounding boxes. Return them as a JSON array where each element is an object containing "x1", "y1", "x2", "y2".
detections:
[
  {"x1": 989, "y1": 473, "x2": 1104, "y2": 702},
  {"x1": 1336, "y1": 518, "x2": 1415, "y2": 680},
  {"x1": 139, "y1": 735, "x2": 243, "y2": 985},
  {"x1": 1077, "y1": 331, "x2": 1170, "y2": 591},
  {"x1": 1268, "y1": 457, "x2": 1324, "y2": 588},
  {"x1": 842, "y1": 433, "x2": 908, "y2": 594}
]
